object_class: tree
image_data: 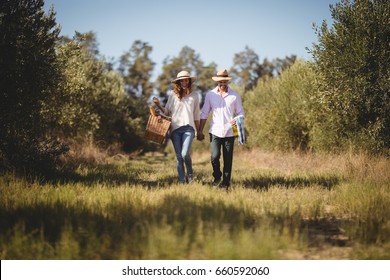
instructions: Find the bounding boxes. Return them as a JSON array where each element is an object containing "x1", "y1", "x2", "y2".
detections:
[
  {"x1": 44, "y1": 39, "x2": 100, "y2": 139},
  {"x1": 117, "y1": 40, "x2": 155, "y2": 149},
  {"x1": 244, "y1": 60, "x2": 319, "y2": 151},
  {"x1": 119, "y1": 40, "x2": 155, "y2": 98},
  {"x1": 155, "y1": 46, "x2": 216, "y2": 104},
  {"x1": 310, "y1": 0, "x2": 390, "y2": 154},
  {"x1": 230, "y1": 46, "x2": 294, "y2": 92},
  {"x1": 75, "y1": 31, "x2": 100, "y2": 57},
  {"x1": 230, "y1": 46, "x2": 263, "y2": 91},
  {"x1": 0, "y1": 0, "x2": 68, "y2": 175},
  {"x1": 195, "y1": 62, "x2": 218, "y2": 103},
  {"x1": 273, "y1": 55, "x2": 297, "y2": 75},
  {"x1": 51, "y1": 34, "x2": 146, "y2": 152}
]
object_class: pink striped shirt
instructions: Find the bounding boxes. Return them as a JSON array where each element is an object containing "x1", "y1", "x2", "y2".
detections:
[{"x1": 200, "y1": 86, "x2": 245, "y2": 138}]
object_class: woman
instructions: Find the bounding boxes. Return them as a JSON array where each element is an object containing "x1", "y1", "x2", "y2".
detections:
[{"x1": 153, "y1": 70, "x2": 200, "y2": 184}]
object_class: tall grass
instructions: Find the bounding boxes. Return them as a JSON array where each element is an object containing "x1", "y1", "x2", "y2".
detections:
[{"x1": 1, "y1": 149, "x2": 389, "y2": 259}]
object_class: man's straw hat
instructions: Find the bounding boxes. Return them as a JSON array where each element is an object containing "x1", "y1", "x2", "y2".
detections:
[{"x1": 212, "y1": 69, "x2": 233, "y2": 81}]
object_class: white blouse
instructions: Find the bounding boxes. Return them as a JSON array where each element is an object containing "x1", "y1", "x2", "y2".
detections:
[{"x1": 165, "y1": 91, "x2": 200, "y2": 134}]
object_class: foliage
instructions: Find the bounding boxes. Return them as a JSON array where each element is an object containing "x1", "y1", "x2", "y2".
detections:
[
  {"x1": 309, "y1": 0, "x2": 390, "y2": 154},
  {"x1": 6, "y1": 0, "x2": 389, "y2": 176},
  {"x1": 230, "y1": 46, "x2": 264, "y2": 91},
  {"x1": 244, "y1": 60, "x2": 320, "y2": 151},
  {"x1": 43, "y1": 40, "x2": 100, "y2": 138},
  {"x1": 73, "y1": 30, "x2": 100, "y2": 57},
  {"x1": 155, "y1": 46, "x2": 217, "y2": 104},
  {"x1": 0, "y1": 0, "x2": 68, "y2": 175},
  {"x1": 117, "y1": 40, "x2": 154, "y2": 137},
  {"x1": 273, "y1": 55, "x2": 297, "y2": 75},
  {"x1": 52, "y1": 34, "x2": 146, "y2": 152},
  {"x1": 230, "y1": 46, "x2": 296, "y2": 92},
  {"x1": 119, "y1": 40, "x2": 155, "y2": 98}
]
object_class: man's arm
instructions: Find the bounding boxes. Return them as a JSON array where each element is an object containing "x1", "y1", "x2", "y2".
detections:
[
  {"x1": 197, "y1": 119, "x2": 207, "y2": 141},
  {"x1": 197, "y1": 91, "x2": 211, "y2": 141}
]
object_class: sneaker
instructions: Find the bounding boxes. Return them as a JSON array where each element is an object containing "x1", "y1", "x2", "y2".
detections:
[
  {"x1": 212, "y1": 179, "x2": 221, "y2": 188},
  {"x1": 187, "y1": 174, "x2": 194, "y2": 184}
]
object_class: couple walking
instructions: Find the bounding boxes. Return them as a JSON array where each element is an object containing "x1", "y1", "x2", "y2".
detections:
[{"x1": 153, "y1": 69, "x2": 245, "y2": 189}]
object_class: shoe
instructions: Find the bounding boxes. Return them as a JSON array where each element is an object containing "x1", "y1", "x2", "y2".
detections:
[
  {"x1": 212, "y1": 179, "x2": 221, "y2": 188},
  {"x1": 220, "y1": 182, "x2": 230, "y2": 191},
  {"x1": 187, "y1": 174, "x2": 194, "y2": 184}
]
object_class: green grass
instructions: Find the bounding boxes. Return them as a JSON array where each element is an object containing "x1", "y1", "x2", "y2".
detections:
[{"x1": 1, "y1": 149, "x2": 389, "y2": 259}]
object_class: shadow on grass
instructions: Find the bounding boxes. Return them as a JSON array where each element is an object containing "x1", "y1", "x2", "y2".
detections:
[
  {"x1": 242, "y1": 174, "x2": 340, "y2": 190},
  {"x1": 48, "y1": 154, "x2": 213, "y2": 189},
  {"x1": 0, "y1": 193, "x2": 257, "y2": 259},
  {"x1": 49, "y1": 156, "x2": 179, "y2": 188},
  {"x1": 0, "y1": 202, "x2": 150, "y2": 259},
  {"x1": 47, "y1": 160, "x2": 340, "y2": 192},
  {"x1": 0, "y1": 192, "x2": 356, "y2": 259},
  {"x1": 301, "y1": 218, "x2": 350, "y2": 247}
]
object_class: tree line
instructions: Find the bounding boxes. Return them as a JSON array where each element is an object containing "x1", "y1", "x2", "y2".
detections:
[
  {"x1": 0, "y1": 0, "x2": 389, "y2": 177},
  {"x1": 244, "y1": 0, "x2": 389, "y2": 154}
]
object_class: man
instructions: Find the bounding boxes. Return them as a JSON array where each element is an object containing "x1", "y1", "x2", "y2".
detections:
[{"x1": 197, "y1": 69, "x2": 245, "y2": 189}]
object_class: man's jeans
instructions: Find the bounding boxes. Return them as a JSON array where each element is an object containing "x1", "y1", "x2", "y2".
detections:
[
  {"x1": 171, "y1": 125, "x2": 195, "y2": 183},
  {"x1": 209, "y1": 133, "x2": 235, "y2": 186}
]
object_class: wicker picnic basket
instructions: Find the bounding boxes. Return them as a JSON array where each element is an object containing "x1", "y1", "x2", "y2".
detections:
[{"x1": 144, "y1": 114, "x2": 171, "y2": 144}]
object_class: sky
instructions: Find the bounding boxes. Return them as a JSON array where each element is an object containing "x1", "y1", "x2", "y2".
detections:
[{"x1": 44, "y1": 0, "x2": 339, "y2": 78}]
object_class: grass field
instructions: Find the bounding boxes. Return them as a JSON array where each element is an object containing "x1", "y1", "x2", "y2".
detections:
[{"x1": 1, "y1": 148, "x2": 389, "y2": 259}]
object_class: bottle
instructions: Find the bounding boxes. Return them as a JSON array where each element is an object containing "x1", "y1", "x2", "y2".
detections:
[
  {"x1": 232, "y1": 125, "x2": 238, "y2": 137},
  {"x1": 149, "y1": 106, "x2": 157, "y2": 116}
]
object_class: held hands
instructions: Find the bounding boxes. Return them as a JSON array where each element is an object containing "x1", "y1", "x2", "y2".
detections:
[
  {"x1": 197, "y1": 131, "x2": 205, "y2": 141},
  {"x1": 196, "y1": 120, "x2": 236, "y2": 141}
]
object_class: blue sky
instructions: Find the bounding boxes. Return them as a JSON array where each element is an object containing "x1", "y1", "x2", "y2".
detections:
[{"x1": 45, "y1": 0, "x2": 339, "y2": 77}]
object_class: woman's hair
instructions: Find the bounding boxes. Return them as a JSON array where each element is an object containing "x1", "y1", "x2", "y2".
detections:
[{"x1": 173, "y1": 79, "x2": 192, "y2": 100}]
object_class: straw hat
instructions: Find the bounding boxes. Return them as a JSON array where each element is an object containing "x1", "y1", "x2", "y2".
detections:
[
  {"x1": 212, "y1": 69, "x2": 233, "y2": 81},
  {"x1": 171, "y1": 70, "x2": 197, "y2": 83}
]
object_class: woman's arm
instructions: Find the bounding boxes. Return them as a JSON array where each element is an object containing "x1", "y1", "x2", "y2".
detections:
[{"x1": 153, "y1": 97, "x2": 170, "y2": 115}]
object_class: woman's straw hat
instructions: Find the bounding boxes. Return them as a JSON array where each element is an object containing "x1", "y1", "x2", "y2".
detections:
[{"x1": 172, "y1": 70, "x2": 197, "y2": 83}]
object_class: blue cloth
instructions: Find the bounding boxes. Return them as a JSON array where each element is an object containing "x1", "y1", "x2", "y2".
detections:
[{"x1": 234, "y1": 116, "x2": 245, "y2": 145}]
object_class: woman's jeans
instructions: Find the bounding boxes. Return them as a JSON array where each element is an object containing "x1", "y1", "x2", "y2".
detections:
[
  {"x1": 171, "y1": 125, "x2": 195, "y2": 183},
  {"x1": 210, "y1": 133, "x2": 235, "y2": 186}
]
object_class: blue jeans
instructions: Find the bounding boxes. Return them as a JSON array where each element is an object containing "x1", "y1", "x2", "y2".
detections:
[
  {"x1": 210, "y1": 133, "x2": 235, "y2": 186},
  {"x1": 170, "y1": 125, "x2": 195, "y2": 183}
]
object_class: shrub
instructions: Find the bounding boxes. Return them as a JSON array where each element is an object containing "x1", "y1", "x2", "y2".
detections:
[{"x1": 244, "y1": 60, "x2": 319, "y2": 151}]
